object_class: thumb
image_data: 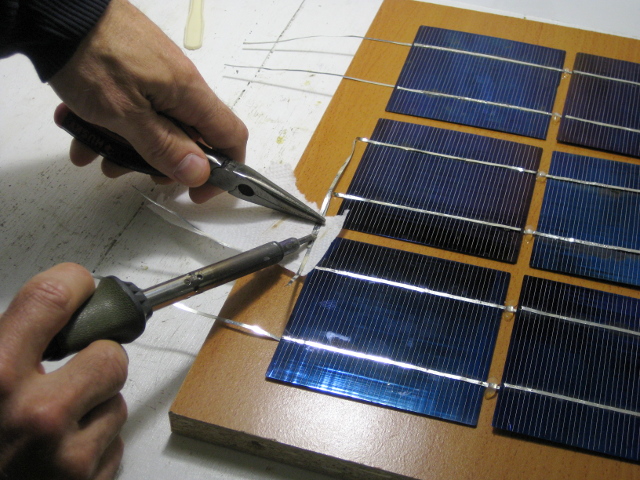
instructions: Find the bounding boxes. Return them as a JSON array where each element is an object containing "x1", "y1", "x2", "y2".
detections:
[{"x1": 110, "y1": 108, "x2": 211, "y2": 187}]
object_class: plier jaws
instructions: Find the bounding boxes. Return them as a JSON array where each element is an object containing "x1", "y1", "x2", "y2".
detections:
[{"x1": 207, "y1": 151, "x2": 325, "y2": 225}]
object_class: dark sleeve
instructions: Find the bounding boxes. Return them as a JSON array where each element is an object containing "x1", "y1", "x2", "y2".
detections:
[{"x1": 0, "y1": 0, "x2": 111, "y2": 81}]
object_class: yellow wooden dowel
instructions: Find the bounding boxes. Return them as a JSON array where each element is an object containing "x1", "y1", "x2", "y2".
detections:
[{"x1": 184, "y1": 0, "x2": 204, "y2": 50}]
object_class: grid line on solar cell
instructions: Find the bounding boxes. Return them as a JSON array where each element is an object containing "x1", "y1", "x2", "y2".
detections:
[
  {"x1": 267, "y1": 238, "x2": 510, "y2": 426},
  {"x1": 387, "y1": 26, "x2": 565, "y2": 139},
  {"x1": 531, "y1": 151, "x2": 640, "y2": 287},
  {"x1": 493, "y1": 276, "x2": 640, "y2": 462},
  {"x1": 339, "y1": 119, "x2": 541, "y2": 263},
  {"x1": 558, "y1": 53, "x2": 640, "y2": 157}
]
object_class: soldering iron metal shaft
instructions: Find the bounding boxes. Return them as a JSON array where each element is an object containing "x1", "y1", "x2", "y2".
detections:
[{"x1": 143, "y1": 234, "x2": 315, "y2": 309}]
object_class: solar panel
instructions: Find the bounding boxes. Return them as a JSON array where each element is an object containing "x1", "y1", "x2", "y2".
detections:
[
  {"x1": 493, "y1": 275, "x2": 640, "y2": 462},
  {"x1": 558, "y1": 53, "x2": 640, "y2": 158},
  {"x1": 531, "y1": 151, "x2": 640, "y2": 287},
  {"x1": 338, "y1": 119, "x2": 541, "y2": 263},
  {"x1": 267, "y1": 238, "x2": 510, "y2": 426},
  {"x1": 386, "y1": 26, "x2": 566, "y2": 139}
]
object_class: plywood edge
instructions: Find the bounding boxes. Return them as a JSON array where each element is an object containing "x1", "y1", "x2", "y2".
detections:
[{"x1": 169, "y1": 412, "x2": 410, "y2": 480}]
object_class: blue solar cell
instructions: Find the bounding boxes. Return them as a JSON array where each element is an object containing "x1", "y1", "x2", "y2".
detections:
[
  {"x1": 267, "y1": 238, "x2": 510, "y2": 426},
  {"x1": 387, "y1": 26, "x2": 565, "y2": 138},
  {"x1": 493, "y1": 276, "x2": 640, "y2": 462},
  {"x1": 339, "y1": 118, "x2": 541, "y2": 263},
  {"x1": 531, "y1": 151, "x2": 640, "y2": 287},
  {"x1": 558, "y1": 53, "x2": 640, "y2": 158}
]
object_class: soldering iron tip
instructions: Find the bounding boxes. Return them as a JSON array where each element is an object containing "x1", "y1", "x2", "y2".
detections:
[{"x1": 299, "y1": 234, "x2": 317, "y2": 246}]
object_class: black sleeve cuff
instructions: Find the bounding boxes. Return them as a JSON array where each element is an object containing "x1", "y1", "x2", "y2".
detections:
[{"x1": 1, "y1": 0, "x2": 112, "y2": 81}]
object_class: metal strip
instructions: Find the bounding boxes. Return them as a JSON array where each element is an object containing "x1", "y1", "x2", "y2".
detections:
[
  {"x1": 520, "y1": 306, "x2": 640, "y2": 338},
  {"x1": 224, "y1": 64, "x2": 395, "y2": 88},
  {"x1": 243, "y1": 34, "x2": 411, "y2": 47},
  {"x1": 396, "y1": 86, "x2": 554, "y2": 116},
  {"x1": 174, "y1": 303, "x2": 281, "y2": 341},
  {"x1": 135, "y1": 188, "x2": 231, "y2": 247},
  {"x1": 240, "y1": 35, "x2": 567, "y2": 74},
  {"x1": 573, "y1": 69, "x2": 640, "y2": 88},
  {"x1": 530, "y1": 230, "x2": 640, "y2": 256},
  {"x1": 563, "y1": 115, "x2": 640, "y2": 135},
  {"x1": 314, "y1": 266, "x2": 510, "y2": 311},
  {"x1": 282, "y1": 335, "x2": 499, "y2": 389},
  {"x1": 502, "y1": 383, "x2": 640, "y2": 418},
  {"x1": 335, "y1": 192, "x2": 523, "y2": 232},
  {"x1": 238, "y1": 39, "x2": 640, "y2": 93},
  {"x1": 413, "y1": 42, "x2": 568, "y2": 73},
  {"x1": 361, "y1": 137, "x2": 539, "y2": 174},
  {"x1": 226, "y1": 65, "x2": 557, "y2": 117},
  {"x1": 542, "y1": 171, "x2": 640, "y2": 195}
]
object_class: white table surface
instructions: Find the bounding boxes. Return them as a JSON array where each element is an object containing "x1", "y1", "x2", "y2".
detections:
[{"x1": 0, "y1": 1, "x2": 637, "y2": 478}]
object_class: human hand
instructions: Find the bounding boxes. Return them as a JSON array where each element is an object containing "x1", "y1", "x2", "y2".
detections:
[
  {"x1": 49, "y1": 0, "x2": 248, "y2": 204},
  {"x1": 0, "y1": 264, "x2": 129, "y2": 480}
]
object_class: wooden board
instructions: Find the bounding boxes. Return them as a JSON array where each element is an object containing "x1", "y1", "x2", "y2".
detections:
[{"x1": 170, "y1": 1, "x2": 640, "y2": 478}]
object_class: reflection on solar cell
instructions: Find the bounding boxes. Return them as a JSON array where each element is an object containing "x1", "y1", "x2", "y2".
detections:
[{"x1": 267, "y1": 238, "x2": 509, "y2": 426}]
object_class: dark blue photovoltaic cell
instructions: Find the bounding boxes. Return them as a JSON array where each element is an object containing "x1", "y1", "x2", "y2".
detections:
[
  {"x1": 267, "y1": 238, "x2": 510, "y2": 425},
  {"x1": 531, "y1": 151, "x2": 640, "y2": 287},
  {"x1": 493, "y1": 276, "x2": 640, "y2": 462},
  {"x1": 387, "y1": 26, "x2": 565, "y2": 138},
  {"x1": 558, "y1": 53, "x2": 640, "y2": 158},
  {"x1": 339, "y1": 119, "x2": 541, "y2": 263}
]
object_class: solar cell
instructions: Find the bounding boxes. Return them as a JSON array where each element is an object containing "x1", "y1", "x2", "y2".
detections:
[
  {"x1": 494, "y1": 276, "x2": 640, "y2": 462},
  {"x1": 387, "y1": 26, "x2": 566, "y2": 138},
  {"x1": 267, "y1": 238, "x2": 510, "y2": 426},
  {"x1": 339, "y1": 119, "x2": 541, "y2": 263},
  {"x1": 531, "y1": 151, "x2": 640, "y2": 287},
  {"x1": 558, "y1": 53, "x2": 640, "y2": 158}
]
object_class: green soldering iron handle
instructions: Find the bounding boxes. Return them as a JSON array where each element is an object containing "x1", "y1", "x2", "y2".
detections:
[{"x1": 43, "y1": 277, "x2": 152, "y2": 361}]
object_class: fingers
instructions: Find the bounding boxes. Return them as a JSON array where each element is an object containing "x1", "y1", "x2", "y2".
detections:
[
  {"x1": 93, "y1": 436, "x2": 124, "y2": 480},
  {"x1": 53, "y1": 348, "x2": 127, "y2": 480},
  {"x1": 188, "y1": 183, "x2": 225, "y2": 204},
  {"x1": 58, "y1": 103, "x2": 184, "y2": 184},
  {"x1": 0, "y1": 263, "x2": 94, "y2": 370},
  {"x1": 150, "y1": 175, "x2": 175, "y2": 186},
  {"x1": 159, "y1": 86, "x2": 249, "y2": 204},
  {"x1": 149, "y1": 62, "x2": 249, "y2": 180},
  {"x1": 54, "y1": 104, "x2": 100, "y2": 168},
  {"x1": 0, "y1": 266, "x2": 129, "y2": 479},
  {"x1": 71, "y1": 139, "x2": 100, "y2": 167},
  {"x1": 161, "y1": 86, "x2": 249, "y2": 165},
  {"x1": 114, "y1": 109, "x2": 211, "y2": 187},
  {"x1": 100, "y1": 158, "x2": 131, "y2": 179},
  {"x1": 57, "y1": 396, "x2": 127, "y2": 480},
  {"x1": 49, "y1": 340, "x2": 128, "y2": 421}
]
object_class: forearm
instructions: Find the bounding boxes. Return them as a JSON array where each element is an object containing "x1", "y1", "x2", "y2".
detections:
[{"x1": 0, "y1": 0, "x2": 111, "y2": 81}]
